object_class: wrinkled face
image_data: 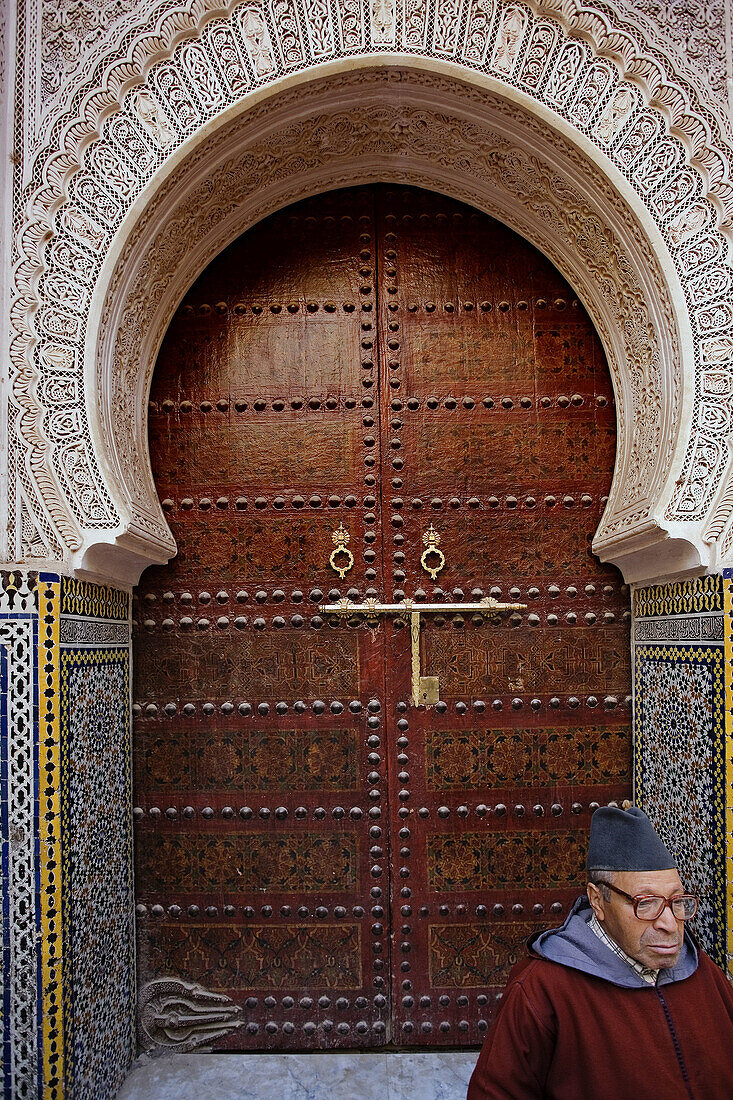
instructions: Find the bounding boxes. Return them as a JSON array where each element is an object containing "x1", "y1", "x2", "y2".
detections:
[{"x1": 587, "y1": 869, "x2": 686, "y2": 970}]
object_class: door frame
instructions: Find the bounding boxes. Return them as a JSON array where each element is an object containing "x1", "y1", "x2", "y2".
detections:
[{"x1": 4, "y1": 16, "x2": 733, "y2": 1093}]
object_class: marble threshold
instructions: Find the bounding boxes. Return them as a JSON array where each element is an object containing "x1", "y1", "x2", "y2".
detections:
[{"x1": 116, "y1": 1051, "x2": 478, "y2": 1099}]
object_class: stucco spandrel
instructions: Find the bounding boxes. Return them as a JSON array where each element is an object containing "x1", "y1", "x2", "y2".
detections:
[{"x1": 5, "y1": 0, "x2": 733, "y2": 582}]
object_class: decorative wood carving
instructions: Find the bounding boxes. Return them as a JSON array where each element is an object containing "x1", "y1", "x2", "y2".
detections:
[{"x1": 133, "y1": 185, "x2": 632, "y2": 1049}]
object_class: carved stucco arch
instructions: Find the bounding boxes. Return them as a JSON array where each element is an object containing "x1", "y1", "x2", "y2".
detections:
[
  {"x1": 86, "y1": 60, "x2": 689, "y2": 585},
  {"x1": 9, "y1": 0, "x2": 733, "y2": 585}
]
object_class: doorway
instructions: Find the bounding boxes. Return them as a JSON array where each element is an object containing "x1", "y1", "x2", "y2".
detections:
[{"x1": 133, "y1": 185, "x2": 631, "y2": 1049}]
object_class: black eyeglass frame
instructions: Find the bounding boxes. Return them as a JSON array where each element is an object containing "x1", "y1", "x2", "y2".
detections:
[{"x1": 597, "y1": 881, "x2": 699, "y2": 921}]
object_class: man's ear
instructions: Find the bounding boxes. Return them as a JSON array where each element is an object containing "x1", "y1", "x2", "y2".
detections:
[{"x1": 587, "y1": 883, "x2": 606, "y2": 922}]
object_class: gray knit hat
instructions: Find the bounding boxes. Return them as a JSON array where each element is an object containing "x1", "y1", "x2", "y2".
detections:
[{"x1": 586, "y1": 805, "x2": 677, "y2": 872}]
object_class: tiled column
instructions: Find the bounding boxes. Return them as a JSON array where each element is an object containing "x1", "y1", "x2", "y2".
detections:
[
  {"x1": 5, "y1": 564, "x2": 732, "y2": 1099},
  {"x1": 0, "y1": 572, "x2": 134, "y2": 1099},
  {"x1": 632, "y1": 574, "x2": 731, "y2": 975}
]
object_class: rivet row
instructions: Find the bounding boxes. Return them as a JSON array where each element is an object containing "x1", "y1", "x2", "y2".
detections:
[
  {"x1": 135, "y1": 612, "x2": 624, "y2": 631},
  {"x1": 151, "y1": 396, "x2": 367, "y2": 414},
  {"x1": 416, "y1": 801, "x2": 617, "y2": 818},
  {"x1": 133, "y1": 698, "x2": 380, "y2": 717},
  {"x1": 136, "y1": 898, "x2": 568, "y2": 920},
  {"x1": 133, "y1": 804, "x2": 377, "y2": 821},
  {"x1": 138, "y1": 583, "x2": 622, "y2": 605},
  {"x1": 137, "y1": 902, "x2": 376, "y2": 920},
  {"x1": 156, "y1": 394, "x2": 376, "y2": 414},
  {"x1": 239, "y1": 1020, "x2": 387, "y2": 1037},
  {"x1": 158, "y1": 492, "x2": 610, "y2": 512},
  {"x1": 428, "y1": 696, "x2": 628, "y2": 712},
  {"x1": 405, "y1": 393, "x2": 610, "y2": 410},
  {"x1": 133, "y1": 800, "x2": 621, "y2": 821},
  {"x1": 395, "y1": 296, "x2": 579, "y2": 312},
  {"x1": 160, "y1": 494, "x2": 369, "y2": 511},
  {"x1": 133, "y1": 695, "x2": 628, "y2": 717},
  {"x1": 401, "y1": 1019, "x2": 491, "y2": 1033},
  {"x1": 149, "y1": 384, "x2": 608, "y2": 414},
  {"x1": 179, "y1": 300, "x2": 361, "y2": 316},
  {"x1": 138, "y1": 588, "x2": 355, "y2": 605},
  {"x1": 397, "y1": 493, "x2": 600, "y2": 509},
  {"x1": 385, "y1": 612, "x2": 627, "y2": 629},
  {"x1": 136, "y1": 611, "x2": 630, "y2": 633}
]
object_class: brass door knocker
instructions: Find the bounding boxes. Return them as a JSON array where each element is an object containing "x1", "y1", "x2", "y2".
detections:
[
  {"x1": 421, "y1": 524, "x2": 446, "y2": 581},
  {"x1": 329, "y1": 523, "x2": 354, "y2": 579}
]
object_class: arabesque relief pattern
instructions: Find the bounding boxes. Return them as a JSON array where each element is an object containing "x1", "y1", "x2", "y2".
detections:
[
  {"x1": 6, "y1": 0, "x2": 733, "y2": 579},
  {"x1": 100, "y1": 79, "x2": 681, "y2": 573},
  {"x1": 29, "y1": 0, "x2": 733, "y2": 144}
]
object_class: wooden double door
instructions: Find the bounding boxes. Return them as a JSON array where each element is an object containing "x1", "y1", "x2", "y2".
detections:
[{"x1": 134, "y1": 186, "x2": 631, "y2": 1050}]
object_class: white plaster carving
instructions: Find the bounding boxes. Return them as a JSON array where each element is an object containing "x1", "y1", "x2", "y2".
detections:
[
  {"x1": 305, "y1": 0, "x2": 335, "y2": 58},
  {"x1": 132, "y1": 89, "x2": 177, "y2": 149},
  {"x1": 6, "y1": 0, "x2": 733, "y2": 583},
  {"x1": 518, "y1": 21, "x2": 557, "y2": 89},
  {"x1": 241, "y1": 8, "x2": 276, "y2": 77},
  {"x1": 491, "y1": 7, "x2": 528, "y2": 75},
  {"x1": 594, "y1": 86, "x2": 636, "y2": 145},
  {"x1": 545, "y1": 41, "x2": 586, "y2": 105},
  {"x1": 463, "y1": 0, "x2": 495, "y2": 64},
  {"x1": 138, "y1": 978, "x2": 243, "y2": 1050},
  {"x1": 371, "y1": 0, "x2": 396, "y2": 45},
  {"x1": 403, "y1": 0, "x2": 429, "y2": 48},
  {"x1": 667, "y1": 203, "x2": 711, "y2": 245},
  {"x1": 336, "y1": 0, "x2": 364, "y2": 50},
  {"x1": 151, "y1": 64, "x2": 202, "y2": 132},
  {"x1": 62, "y1": 207, "x2": 106, "y2": 250},
  {"x1": 434, "y1": 0, "x2": 465, "y2": 57},
  {"x1": 270, "y1": 0, "x2": 305, "y2": 68},
  {"x1": 210, "y1": 19, "x2": 251, "y2": 94},
  {"x1": 40, "y1": 0, "x2": 139, "y2": 104},
  {"x1": 87, "y1": 68, "x2": 684, "y2": 583},
  {"x1": 630, "y1": 0, "x2": 729, "y2": 108}
]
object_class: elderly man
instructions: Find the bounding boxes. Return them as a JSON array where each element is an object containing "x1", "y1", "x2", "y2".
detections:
[{"x1": 468, "y1": 805, "x2": 733, "y2": 1098}]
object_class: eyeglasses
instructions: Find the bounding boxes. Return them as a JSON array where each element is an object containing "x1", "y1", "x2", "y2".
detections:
[{"x1": 601, "y1": 882, "x2": 698, "y2": 921}]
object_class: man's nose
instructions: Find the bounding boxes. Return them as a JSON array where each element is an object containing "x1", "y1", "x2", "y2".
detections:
[{"x1": 653, "y1": 904, "x2": 680, "y2": 934}]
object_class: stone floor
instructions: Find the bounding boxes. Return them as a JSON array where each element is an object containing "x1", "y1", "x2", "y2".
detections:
[{"x1": 116, "y1": 1052, "x2": 478, "y2": 1099}]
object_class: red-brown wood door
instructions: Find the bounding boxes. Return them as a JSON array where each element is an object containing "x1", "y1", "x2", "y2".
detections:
[{"x1": 134, "y1": 185, "x2": 631, "y2": 1051}]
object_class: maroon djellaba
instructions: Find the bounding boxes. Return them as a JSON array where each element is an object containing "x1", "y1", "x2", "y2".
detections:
[{"x1": 468, "y1": 806, "x2": 733, "y2": 1099}]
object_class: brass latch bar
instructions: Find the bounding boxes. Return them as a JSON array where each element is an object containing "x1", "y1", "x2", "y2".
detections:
[{"x1": 318, "y1": 597, "x2": 527, "y2": 706}]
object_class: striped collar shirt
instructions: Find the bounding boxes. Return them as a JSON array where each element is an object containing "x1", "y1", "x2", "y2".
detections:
[{"x1": 589, "y1": 913, "x2": 659, "y2": 985}]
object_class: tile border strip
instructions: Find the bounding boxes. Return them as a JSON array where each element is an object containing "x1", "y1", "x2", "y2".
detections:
[
  {"x1": 723, "y1": 573, "x2": 733, "y2": 979},
  {"x1": 38, "y1": 577, "x2": 64, "y2": 1100}
]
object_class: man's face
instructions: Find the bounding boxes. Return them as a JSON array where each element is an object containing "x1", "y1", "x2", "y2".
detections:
[{"x1": 587, "y1": 869, "x2": 686, "y2": 970}]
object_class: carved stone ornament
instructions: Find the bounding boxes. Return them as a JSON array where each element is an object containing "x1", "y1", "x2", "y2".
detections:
[
  {"x1": 6, "y1": 0, "x2": 733, "y2": 584},
  {"x1": 138, "y1": 978, "x2": 243, "y2": 1051}
]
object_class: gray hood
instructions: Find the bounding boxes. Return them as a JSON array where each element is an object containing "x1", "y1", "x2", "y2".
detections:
[{"x1": 530, "y1": 896, "x2": 698, "y2": 989}]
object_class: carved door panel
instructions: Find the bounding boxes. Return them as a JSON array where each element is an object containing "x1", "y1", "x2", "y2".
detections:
[
  {"x1": 135, "y1": 189, "x2": 391, "y2": 1050},
  {"x1": 133, "y1": 185, "x2": 631, "y2": 1052},
  {"x1": 370, "y1": 189, "x2": 631, "y2": 1045}
]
